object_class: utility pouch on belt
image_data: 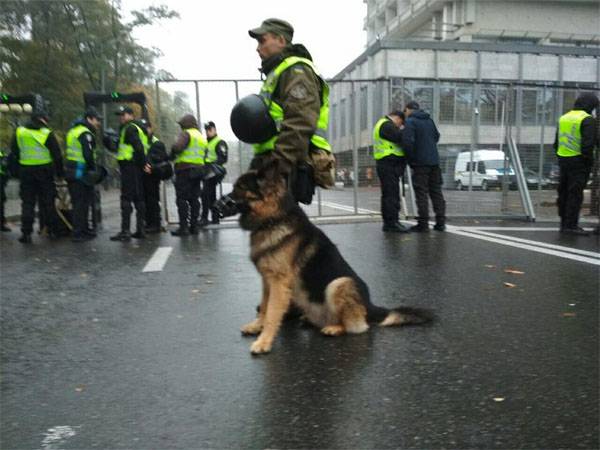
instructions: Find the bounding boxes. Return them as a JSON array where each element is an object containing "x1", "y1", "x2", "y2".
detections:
[
  {"x1": 290, "y1": 162, "x2": 315, "y2": 205},
  {"x1": 309, "y1": 147, "x2": 336, "y2": 188}
]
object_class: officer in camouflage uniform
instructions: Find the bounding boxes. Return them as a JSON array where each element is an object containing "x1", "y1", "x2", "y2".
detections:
[{"x1": 248, "y1": 18, "x2": 331, "y2": 203}]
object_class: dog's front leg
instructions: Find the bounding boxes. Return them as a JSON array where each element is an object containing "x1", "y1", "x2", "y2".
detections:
[
  {"x1": 250, "y1": 277, "x2": 292, "y2": 355},
  {"x1": 241, "y1": 277, "x2": 269, "y2": 336}
]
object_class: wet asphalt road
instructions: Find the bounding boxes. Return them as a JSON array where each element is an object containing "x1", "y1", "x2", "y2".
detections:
[{"x1": 0, "y1": 216, "x2": 598, "y2": 449}]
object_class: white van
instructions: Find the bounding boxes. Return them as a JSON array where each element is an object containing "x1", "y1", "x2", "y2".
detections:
[{"x1": 454, "y1": 150, "x2": 515, "y2": 191}]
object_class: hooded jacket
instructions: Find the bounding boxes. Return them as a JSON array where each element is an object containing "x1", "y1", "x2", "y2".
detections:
[
  {"x1": 10, "y1": 117, "x2": 64, "y2": 177},
  {"x1": 553, "y1": 93, "x2": 598, "y2": 163},
  {"x1": 256, "y1": 43, "x2": 322, "y2": 170},
  {"x1": 402, "y1": 110, "x2": 441, "y2": 166}
]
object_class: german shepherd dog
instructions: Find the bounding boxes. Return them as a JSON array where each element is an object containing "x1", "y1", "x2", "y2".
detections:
[{"x1": 229, "y1": 161, "x2": 433, "y2": 355}]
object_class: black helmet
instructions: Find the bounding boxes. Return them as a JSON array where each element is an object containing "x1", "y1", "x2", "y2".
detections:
[{"x1": 230, "y1": 94, "x2": 277, "y2": 143}]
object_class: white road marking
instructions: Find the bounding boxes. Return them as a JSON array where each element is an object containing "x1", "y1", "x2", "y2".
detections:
[
  {"x1": 142, "y1": 246, "x2": 173, "y2": 272},
  {"x1": 319, "y1": 201, "x2": 378, "y2": 215},
  {"x1": 41, "y1": 426, "x2": 77, "y2": 449},
  {"x1": 447, "y1": 227, "x2": 600, "y2": 266},
  {"x1": 316, "y1": 200, "x2": 599, "y2": 264},
  {"x1": 462, "y1": 228, "x2": 600, "y2": 259}
]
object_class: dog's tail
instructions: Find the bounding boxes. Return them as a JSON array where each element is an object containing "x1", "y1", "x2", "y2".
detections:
[{"x1": 367, "y1": 303, "x2": 434, "y2": 327}]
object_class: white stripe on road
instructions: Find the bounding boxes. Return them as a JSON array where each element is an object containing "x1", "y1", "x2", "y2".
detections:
[
  {"x1": 462, "y1": 228, "x2": 600, "y2": 259},
  {"x1": 142, "y1": 246, "x2": 173, "y2": 272},
  {"x1": 319, "y1": 201, "x2": 379, "y2": 215},
  {"x1": 447, "y1": 227, "x2": 600, "y2": 266}
]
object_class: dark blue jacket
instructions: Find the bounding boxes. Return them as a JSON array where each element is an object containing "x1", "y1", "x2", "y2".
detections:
[{"x1": 402, "y1": 110, "x2": 441, "y2": 166}]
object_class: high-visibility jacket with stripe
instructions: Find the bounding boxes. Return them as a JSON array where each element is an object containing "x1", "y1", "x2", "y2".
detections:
[
  {"x1": 174, "y1": 128, "x2": 206, "y2": 165},
  {"x1": 372, "y1": 117, "x2": 405, "y2": 160},
  {"x1": 253, "y1": 56, "x2": 331, "y2": 155},
  {"x1": 66, "y1": 124, "x2": 94, "y2": 164},
  {"x1": 206, "y1": 136, "x2": 223, "y2": 164},
  {"x1": 117, "y1": 122, "x2": 148, "y2": 161},
  {"x1": 557, "y1": 110, "x2": 592, "y2": 157},
  {"x1": 16, "y1": 126, "x2": 52, "y2": 165}
]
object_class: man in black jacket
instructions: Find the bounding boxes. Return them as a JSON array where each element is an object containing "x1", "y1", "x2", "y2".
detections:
[
  {"x1": 402, "y1": 101, "x2": 446, "y2": 232},
  {"x1": 554, "y1": 92, "x2": 598, "y2": 236},
  {"x1": 11, "y1": 110, "x2": 64, "y2": 243},
  {"x1": 109, "y1": 106, "x2": 147, "y2": 242},
  {"x1": 64, "y1": 107, "x2": 102, "y2": 242},
  {"x1": 200, "y1": 121, "x2": 228, "y2": 226},
  {"x1": 142, "y1": 122, "x2": 169, "y2": 233}
]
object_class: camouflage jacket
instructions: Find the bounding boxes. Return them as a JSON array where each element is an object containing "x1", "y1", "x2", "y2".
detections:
[{"x1": 258, "y1": 44, "x2": 321, "y2": 170}]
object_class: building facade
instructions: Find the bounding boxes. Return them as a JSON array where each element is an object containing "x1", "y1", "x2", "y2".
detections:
[{"x1": 328, "y1": 0, "x2": 600, "y2": 185}]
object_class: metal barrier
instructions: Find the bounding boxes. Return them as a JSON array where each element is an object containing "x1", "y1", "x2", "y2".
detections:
[{"x1": 154, "y1": 77, "x2": 599, "y2": 223}]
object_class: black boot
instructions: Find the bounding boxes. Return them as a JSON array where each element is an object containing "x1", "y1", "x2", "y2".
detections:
[
  {"x1": 411, "y1": 220, "x2": 430, "y2": 232},
  {"x1": 171, "y1": 226, "x2": 189, "y2": 237},
  {"x1": 110, "y1": 231, "x2": 132, "y2": 242},
  {"x1": 18, "y1": 233, "x2": 32, "y2": 244}
]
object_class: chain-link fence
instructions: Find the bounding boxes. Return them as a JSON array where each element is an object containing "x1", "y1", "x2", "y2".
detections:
[{"x1": 155, "y1": 78, "x2": 599, "y2": 223}]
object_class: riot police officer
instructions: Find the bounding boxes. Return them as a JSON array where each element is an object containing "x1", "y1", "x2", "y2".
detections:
[
  {"x1": 65, "y1": 107, "x2": 102, "y2": 242},
  {"x1": 555, "y1": 92, "x2": 599, "y2": 235},
  {"x1": 373, "y1": 111, "x2": 409, "y2": 233},
  {"x1": 109, "y1": 106, "x2": 147, "y2": 242},
  {"x1": 11, "y1": 109, "x2": 64, "y2": 244},
  {"x1": 170, "y1": 114, "x2": 206, "y2": 236},
  {"x1": 200, "y1": 121, "x2": 227, "y2": 226},
  {"x1": 245, "y1": 18, "x2": 333, "y2": 204},
  {"x1": 142, "y1": 122, "x2": 171, "y2": 233}
]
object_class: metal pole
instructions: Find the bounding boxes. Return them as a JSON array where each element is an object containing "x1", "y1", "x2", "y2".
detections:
[
  {"x1": 351, "y1": 80, "x2": 359, "y2": 214},
  {"x1": 155, "y1": 79, "x2": 169, "y2": 224},
  {"x1": 195, "y1": 81, "x2": 201, "y2": 128},
  {"x1": 537, "y1": 85, "x2": 547, "y2": 204}
]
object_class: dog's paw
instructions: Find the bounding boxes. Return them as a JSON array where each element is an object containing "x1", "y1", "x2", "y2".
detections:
[
  {"x1": 250, "y1": 339, "x2": 272, "y2": 355},
  {"x1": 320, "y1": 325, "x2": 345, "y2": 336},
  {"x1": 241, "y1": 320, "x2": 263, "y2": 336}
]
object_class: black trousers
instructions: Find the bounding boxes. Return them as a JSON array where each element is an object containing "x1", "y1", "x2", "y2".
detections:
[
  {"x1": 201, "y1": 177, "x2": 219, "y2": 221},
  {"x1": 67, "y1": 180, "x2": 94, "y2": 237},
  {"x1": 174, "y1": 169, "x2": 201, "y2": 228},
  {"x1": 376, "y1": 156, "x2": 406, "y2": 225},
  {"x1": 19, "y1": 164, "x2": 58, "y2": 235},
  {"x1": 143, "y1": 173, "x2": 161, "y2": 228},
  {"x1": 557, "y1": 157, "x2": 591, "y2": 229},
  {"x1": 1, "y1": 174, "x2": 7, "y2": 226},
  {"x1": 119, "y1": 161, "x2": 145, "y2": 232},
  {"x1": 411, "y1": 165, "x2": 446, "y2": 224}
]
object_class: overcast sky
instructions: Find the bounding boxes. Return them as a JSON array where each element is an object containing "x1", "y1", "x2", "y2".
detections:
[{"x1": 125, "y1": 0, "x2": 367, "y2": 139}]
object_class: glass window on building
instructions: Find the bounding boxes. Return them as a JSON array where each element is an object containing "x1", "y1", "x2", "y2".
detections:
[
  {"x1": 360, "y1": 86, "x2": 368, "y2": 131},
  {"x1": 331, "y1": 103, "x2": 337, "y2": 140},
  {"x1": 439, "y1": 83, "x2": 455, "y2": 124},
  {"x1": 455, "y1": 85, "x2": 473, "y2": 124},
  {"x1": 521, "y1": 88, "x2": 537, "y2": 126},
  {"x1": 340, "y1": 98, "x2": 346, "y2": 137},
  {"x1": 537, "y1": 88, "x2": 556, "y2": 126}
]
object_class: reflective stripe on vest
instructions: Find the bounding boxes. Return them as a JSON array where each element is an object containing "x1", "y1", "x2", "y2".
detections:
[
  {"x1": 557, "y1": 110, "x2": 591, "y2": 157},
  {"x1": 117, "y1": 122, "x2": 147, "y2": 161},
  {"x1": 16, "y1": 126, "x2": 52, "y2": 165},
  {"x1": 174, "y1": 128, "x2": 206, "y2": 165},
  {"x1": 372, "y1": 117, "x2": 404, "y2": 160},
  {"x1": 66, "y1": 124, "x2": 93, "y2": 163},
  {"x1": 0, "y1": 150, "x2": 5, "y2": 175},
  {"x1": 253, "y1": 56, "x2": 332, "y2": 155},
  {"x1": 206, "y1": 136, "x2": 223, "y2": 163}
]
